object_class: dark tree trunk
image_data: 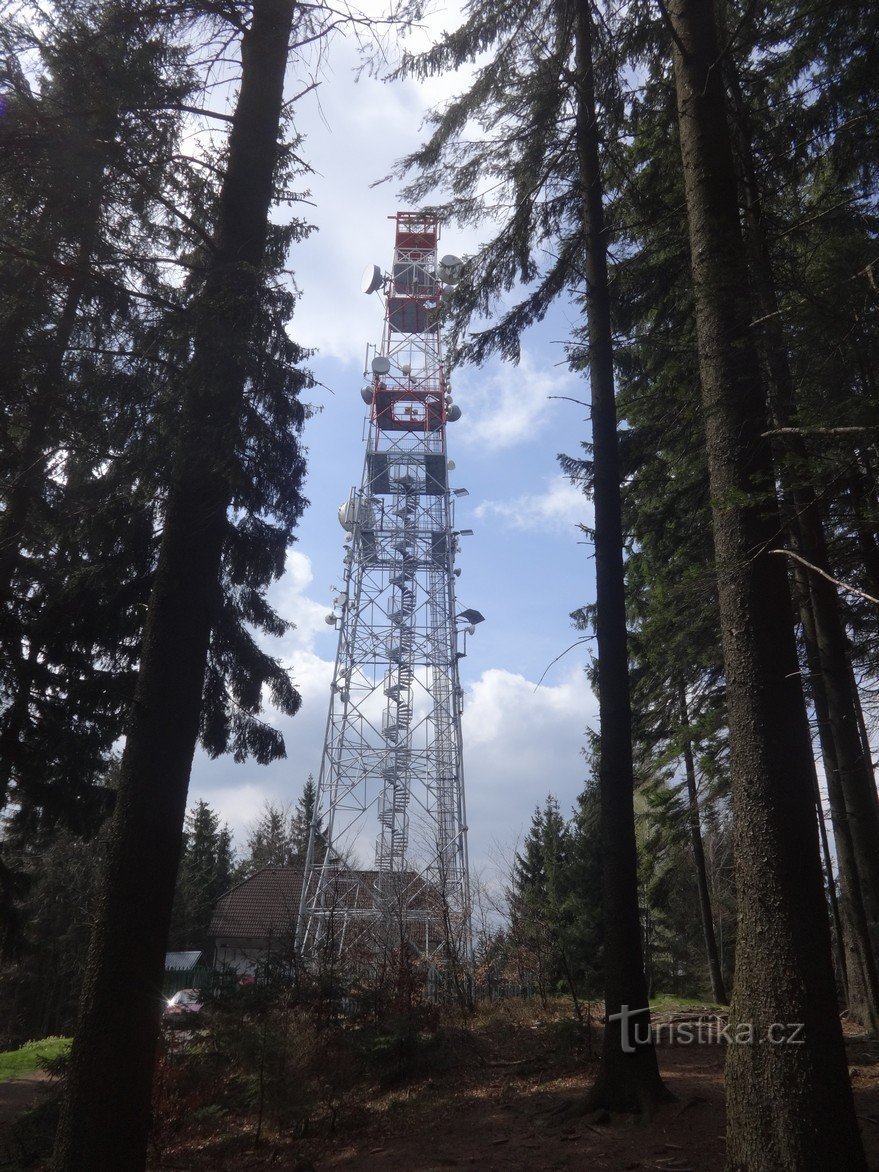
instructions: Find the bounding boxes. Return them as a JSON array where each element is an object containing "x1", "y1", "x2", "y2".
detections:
[
  {"x1": 678, "y1": 687, "x2": 728, "y2": 1005},
  {"x1": 667, "y1": 2, "x2": 865, "y2": 1167},
  {"x1": 725, "y1": 52, "x2": 879, "y2": 982},
  {"x1": 574, "y1": 0, "x2": 669, "y2": 1113},
  {"x1": 845, "y1": 472, "x2": 879, "y2": 602},
  {"x1": 791, "y1": 510, "x2": 879, "y2": 962},
  {"x1": 796, "y1": 567, "x2": 879, "y2": 1031},
  {"x1": 52, "y1": 1, "x2": 295, "y2": 1166}
]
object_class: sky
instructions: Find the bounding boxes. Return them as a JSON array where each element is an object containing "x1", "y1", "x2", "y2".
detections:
[{"x1": 187, "y1": 4, "x2": 599, "y2": 884}]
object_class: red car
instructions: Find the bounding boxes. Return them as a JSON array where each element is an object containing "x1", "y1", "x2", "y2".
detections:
[{"x1": 163, "y1": 987, "x2": 203, "y2": 1028}]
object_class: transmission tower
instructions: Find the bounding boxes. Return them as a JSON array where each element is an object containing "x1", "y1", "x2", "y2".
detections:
[{"x1": 297, "y1": 213, "x2": 477, "y2": 968}]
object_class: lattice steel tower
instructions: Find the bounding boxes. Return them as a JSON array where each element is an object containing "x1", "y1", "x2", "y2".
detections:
[{"x1": 297, "y1": 213, "x2": 475, "y2": 967}]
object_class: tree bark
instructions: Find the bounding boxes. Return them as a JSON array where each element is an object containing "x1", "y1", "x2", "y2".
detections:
[
  {"x1": 795, "y1": 565, "x2": 879, "y2": 1032},
  {"x1": 725, "y1": 49, "x2": 879, "y2": 981},
  {"x1": 574, "y1": 0, "x2": 670, "y2": 1113},
  {"x1": 667, "y1": 2, "x2": 865, "y2": 1167},
  {"x1": 679, "y1": 687, "x2": 728, "y2": 1005},
  {"x1": 845, "y1": 472, "x2": 879, "y2": 602},
  {"x1": 52, "y1": 1, "x2": 295, "y2": 1166}
]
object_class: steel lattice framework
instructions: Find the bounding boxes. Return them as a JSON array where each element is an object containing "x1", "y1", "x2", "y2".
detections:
[{"x1": 297, "y1": 213, "x2": 473, "y2": 968}]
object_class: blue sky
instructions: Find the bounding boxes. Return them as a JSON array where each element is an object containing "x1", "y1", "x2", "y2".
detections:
[{"x1": 188, "y1": 8, "x2": 599, "y2": 882}]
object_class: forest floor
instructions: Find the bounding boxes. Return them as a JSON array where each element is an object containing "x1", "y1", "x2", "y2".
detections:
[
  {"x1": 151, "y1": 997, "x2": 879, "y2": 1171},
  {"x1": 2, "y1": 999, "x2": 878, "y2": 1169}
]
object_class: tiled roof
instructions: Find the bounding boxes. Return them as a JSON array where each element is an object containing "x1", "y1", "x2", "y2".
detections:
[
  {"x1": 208, "y1": 865, "x2": 439, "y2": 941},
  {"x1": 209, "y1": 865, "x2": 304, "y2": 939}
]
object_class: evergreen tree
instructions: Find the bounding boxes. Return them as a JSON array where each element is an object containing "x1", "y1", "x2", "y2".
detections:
[
  {"x1": 397, "y1": 0, "x2": 668, "y2": 1110},
  {"x1": 291, "y1": 774, "x2": 326, "y2": 858},
  {"x1": 168, "y1": 801, "x2": 234, "y2": 952},
  {"x1": 54, "y1": 0, "x2": 309, "y2": 1162},
  {"x1": 713, "y1": 0, "x2": 879, "y2": 1028},
  {"x1": 508, "y1": 790, "x2": 603, "y2": 1005},
  {"x1": 0, "y1": 0, "x2": 307, "y2": 868},
  {"x1": 0, "y1": 0, "x2": 197, "y2": 911},
  {"x1": 238, "y1": 800, "x2": 298, "y2": 876},
  {"x1": 665, "y1": 1, "x2": 864, "y2": 1164},
  {"x1": 508, "y1": 797, "x2": 569, "y2": 1004}
]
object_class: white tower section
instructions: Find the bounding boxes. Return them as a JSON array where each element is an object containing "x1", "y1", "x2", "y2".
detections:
[{"x1": 298, "y1": 213, "x2": 474, "y2": 967}]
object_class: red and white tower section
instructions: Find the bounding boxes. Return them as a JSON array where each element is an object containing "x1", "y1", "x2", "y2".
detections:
[{"x1": 298, "y1": 213, "x2": 477, "y2": 966}]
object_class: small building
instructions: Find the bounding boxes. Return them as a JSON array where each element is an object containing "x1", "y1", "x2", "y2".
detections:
[
  {"x1": 163, "y1": 949, "x2": 209, "y2": 995},
  {"x1": 207, "y1": 864, "x2": 450, "y2": 976},
  {"x1": 208, "y1": 865, "x2": 304, "y2": 975}
]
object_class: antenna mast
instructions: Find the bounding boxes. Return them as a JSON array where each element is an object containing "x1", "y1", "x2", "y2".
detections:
[{"x1": 298, "y1": 213, "x2": 474, "y2": 971}]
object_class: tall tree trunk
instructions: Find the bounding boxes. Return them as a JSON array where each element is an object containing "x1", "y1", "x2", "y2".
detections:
[
  {"x1": 667, "y1": 2, "x2": 865, "y2": 1167},
  {"x1": 796, "y1": 566, "x2": 879, "y2": 1031},
  {"x1": 679, "y1": 687, "x2": 728, "y2": 1005},
  {"x1": 725, "y1": 51, "x2": 879, "y2": 979},
  {"x1": 574, "y1": 0, "x2": 669, "y2": 1113},
  {"x1": 52, "y1": 1, "x2": 295, "y2": 1166},
  {"x1": 845, "y1": 472, "x2": 879, "y2": 601}
]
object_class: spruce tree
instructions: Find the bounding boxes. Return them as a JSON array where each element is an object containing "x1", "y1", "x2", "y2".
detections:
[
  {"x1": 238, "y1": 800, "x2": 299, "y2": 876},
  {"x1": 666, "y1": 1, "x2": 864, "y2": 1164},
  {"x1": 53, "y1": 0, "x2": 307, "y2": 1162},
  {"x1": 168, "y1": 801, "x2": 234, "y2": 952},
  {"x1": 397, "y1": 0, "x2": 668, "y2": 1108},
  {"x1": 291, "y1": 774, "x2": 325, "y2": 857}
]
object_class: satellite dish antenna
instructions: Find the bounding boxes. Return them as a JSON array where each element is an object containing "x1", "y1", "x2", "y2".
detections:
[
  {"x1": 439, "y1": 254, "x2": 463, "y2": 284},
  {"x1": 458, "y1": 608, "x2": 485, "y2": 625},
  {"x1": 361, "y1": 263, "x2": 383, "y2": 295},
  {"x1": 371, "y1": 355, "x2": 391, "y2": 375}
]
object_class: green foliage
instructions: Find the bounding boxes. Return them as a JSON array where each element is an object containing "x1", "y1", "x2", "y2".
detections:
[
  {"x1": 393, "y1": 0, "x2": 626, "y2": 367},
  {"x1": 0, "y1": 1036, "x2": 70, "y2": 1083},
  {"x1": 0, "y1": 1, "x2": 312, "y2": 788},
  {"x1": 0, "y1": 795, "x2": 114, "y2": 1043},
  {"x1": 233, "y1": 778, "x2": 327, "y2": 882},
  {"x1": 636, "y1": 777, "x2": 710, "y2": 997},
  {"x1": 168, "y1": 801, "x2": 235, "y2": 952},
  {"x1": 507, "y1": 791, "x2": 601, "y2": 1001},
  {"x1": 0, "y1": 0, "x2": 312, "y2": 950},
  {"x1": 291, "y1": 774, "x2": 326, "y2": 858},
  {"x1": 0, "y1": 0, "x2": 197, "y2": 845},
  {"x1": 236, "y1": 801, "x2": 300, "y2": 879}
]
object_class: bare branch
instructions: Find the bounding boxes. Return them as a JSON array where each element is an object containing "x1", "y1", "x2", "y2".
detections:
[
  {"x1": 764, "y1": 426, "x2": 879, "y2": 438},
  {"x1": 533, "y1": 637, "x2": 593, "y2": 691},
  {"x1": 171, "y1": 103, "x2": 235, "y2": 123},
  {"x1": 769, "y1": 549, "x2": 879, "y2": 607}
]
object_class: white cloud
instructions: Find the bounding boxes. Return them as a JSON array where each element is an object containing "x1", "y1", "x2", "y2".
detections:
[
  {"x1": 452, "y1": 349, "x2": 580, "y2": 451},
  {"x1": 462, "y1": 665, "x2": 594, "y2": 871},
  {"x1": 474, "y1": 474, "x2": 590, "y2": 534},
  {"x1": 286, "y1": 8, "x2": 485, "y2": 368},
  {"x1": 268, "y1": 549, "x2": 337, "y2": 656}
]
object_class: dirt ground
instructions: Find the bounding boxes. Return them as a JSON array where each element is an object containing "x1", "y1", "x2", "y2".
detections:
[
  {"x1": 0, "y1": 1073, "x2": 52, "y2": 1127},
  {"x1": 150, "y1": 1005, "x2": 879, "y2": 1171},
  {"x1": 301, "y1": 1025, "x2": 879, "y2": 1172},
  {"x1": 2, "y1": 1007, "x2": 877, "y2": 1169}
]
